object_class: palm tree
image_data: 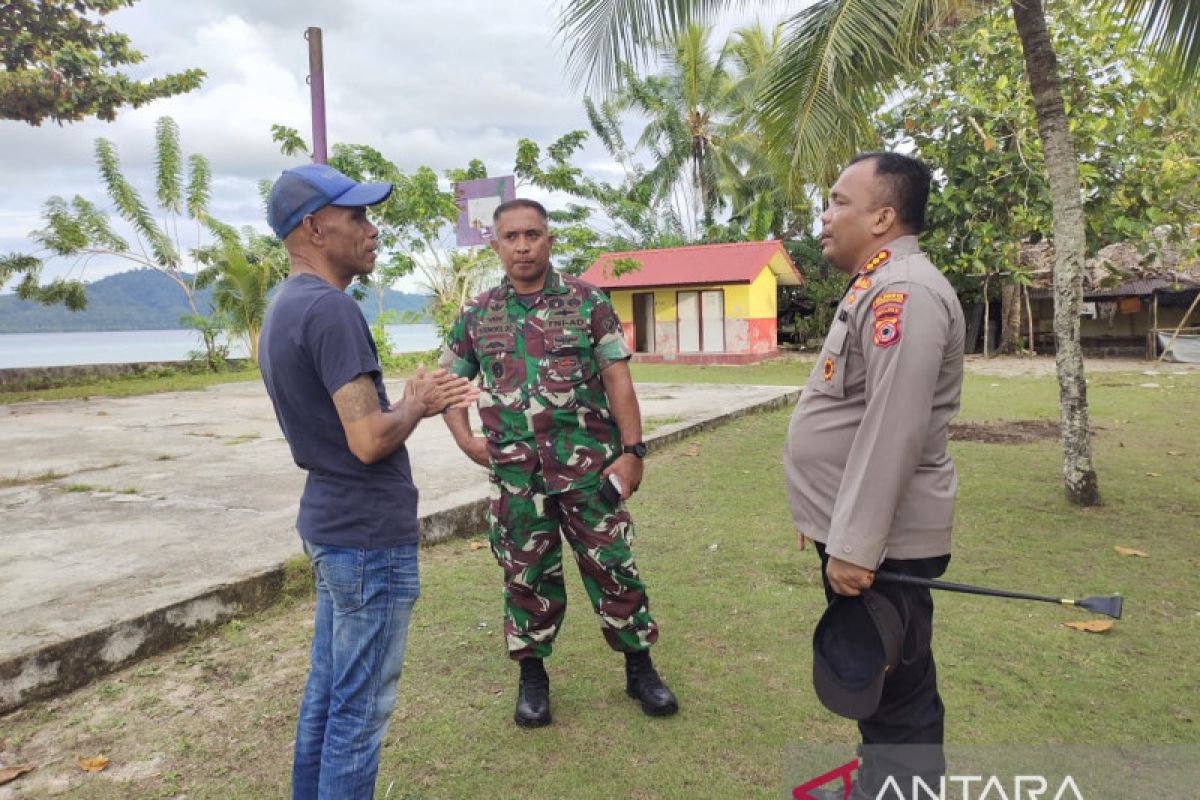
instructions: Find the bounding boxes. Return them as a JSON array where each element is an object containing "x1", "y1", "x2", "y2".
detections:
[
  {"x1": 721, "y1": 23, "x2": 815, "y2": 240},
  {"x1": 557, "y1": 0, "x2": 1199, "y2": 507},
  {"x1": 611, "y1": 22, "x2": 739, "y2": 232},
  {"x1": 194, "y1": 230, "x2": 287, "y2": 364}
]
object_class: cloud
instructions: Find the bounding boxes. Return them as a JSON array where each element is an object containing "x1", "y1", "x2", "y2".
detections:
[{"x1": 1, "y1": 0, "x2": 783, "y2": 291}]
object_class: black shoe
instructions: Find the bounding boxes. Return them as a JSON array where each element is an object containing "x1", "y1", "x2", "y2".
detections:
[
  {"x1": 514, "y1": 660, "x2": 551, "y2": 727},
  {"x1": 624, "y1": 653, "x2": 678, "y2": 717}
]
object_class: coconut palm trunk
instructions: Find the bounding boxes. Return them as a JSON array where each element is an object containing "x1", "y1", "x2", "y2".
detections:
[{"x1": 1010, "y1": 0, "x2": 1100, "y2": 506}]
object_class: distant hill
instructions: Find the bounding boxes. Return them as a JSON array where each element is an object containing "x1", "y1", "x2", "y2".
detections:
[{"x1": 0, "y1": 270, "x2": 431, "y2": 333}]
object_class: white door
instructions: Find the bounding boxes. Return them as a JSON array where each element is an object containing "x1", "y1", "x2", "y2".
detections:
[
  {"x1": 701, "y1": 290, "x2": 725, "y2": 352},
  {"x1": 677, "y1": 291, "x2": 700, "y2": 352}
]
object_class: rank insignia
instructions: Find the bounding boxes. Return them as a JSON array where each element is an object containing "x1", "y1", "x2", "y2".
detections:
[
  {"x1": 862, "y1": 249, "x2": 891, "y2": 274},
  {"x1": 845, "y1": 292, "x2": 857, "y2": 307},
  {"x1": 854, "y1": 276, "x2": 872, "y2": 290},
  {"x1": 823, "y1": 357, "x2": 836, "y2": 381}
]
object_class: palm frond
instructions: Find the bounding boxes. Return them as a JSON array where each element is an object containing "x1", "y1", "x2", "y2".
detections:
[
  {"x1": 759, "y1": 0, "x2": 955, "y2": 191},
  {"x1": 556, "y1": 0, "x2": 747, "y2": 91},
  {"x1": 1117, "y1": 0, "x2": 1200, "y2": 80}
]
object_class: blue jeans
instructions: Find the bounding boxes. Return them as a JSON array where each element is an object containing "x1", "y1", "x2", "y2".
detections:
[{"x1": 292, "y1": 542, "x2": 420, "y2": 800}]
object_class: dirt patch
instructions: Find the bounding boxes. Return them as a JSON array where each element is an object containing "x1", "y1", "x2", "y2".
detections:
[{"x1": 950, "y1": 419, "x2": 1061, "y2": 444}]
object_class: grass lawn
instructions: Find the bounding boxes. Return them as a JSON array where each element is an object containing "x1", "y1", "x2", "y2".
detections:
[{"x1": 1, "y1": 366, "x2": 1197, "y2": 798}]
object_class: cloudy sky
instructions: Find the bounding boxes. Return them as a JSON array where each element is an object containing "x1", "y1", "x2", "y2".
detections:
[{"x1": 1, "y1": 0, "x2": 782, "y2": 292}]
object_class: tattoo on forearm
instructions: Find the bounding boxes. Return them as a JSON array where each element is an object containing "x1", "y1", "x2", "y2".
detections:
[{"x1": 333, "y1": 376, "x2": 379, "y2": 423}]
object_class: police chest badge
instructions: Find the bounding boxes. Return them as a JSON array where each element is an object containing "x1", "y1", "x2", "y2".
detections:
[{"x1": 870, "y1": 291, "x2": 907, "y2": 349}]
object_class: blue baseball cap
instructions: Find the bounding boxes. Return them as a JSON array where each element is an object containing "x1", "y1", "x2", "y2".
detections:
[{"x1": 267, "y1": 163, "x2": 393, "y2": 239}]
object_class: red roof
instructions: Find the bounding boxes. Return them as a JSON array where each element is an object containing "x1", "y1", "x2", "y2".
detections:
[{"x1": 580, "y1": 241, "x2": 802, "y2": 289}]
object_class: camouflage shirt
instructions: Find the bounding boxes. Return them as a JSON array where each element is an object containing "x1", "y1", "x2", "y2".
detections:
[{"x1": 440, "y1": 269, "x2": 632, "y2": 493}]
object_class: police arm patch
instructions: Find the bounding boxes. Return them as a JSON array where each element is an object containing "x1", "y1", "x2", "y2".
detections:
[
  {"x1": 872, "y1": 318, "x2": 901, "y2": 348},
  {"x1": 871, "y1": 291, "x2": 907, "y2": 349}
]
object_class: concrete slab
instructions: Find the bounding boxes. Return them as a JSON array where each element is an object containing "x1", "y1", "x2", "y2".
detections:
[{"x1": 0, "y1": 379, "x2": 798, "y2": 712}]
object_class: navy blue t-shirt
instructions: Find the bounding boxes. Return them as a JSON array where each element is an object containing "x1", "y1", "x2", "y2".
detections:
[{"x1": 259, "y1": 273, "x2": 420, "y2": 548}]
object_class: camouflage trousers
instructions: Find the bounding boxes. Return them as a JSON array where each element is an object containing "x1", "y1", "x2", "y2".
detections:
[{"x1": 487, "y1": 476, "x2": 659, "y2": 660}]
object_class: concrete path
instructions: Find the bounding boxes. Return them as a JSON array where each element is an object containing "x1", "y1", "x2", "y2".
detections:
[{"x1": 0, "y1": 379, "x2": 798, "y2": 713}]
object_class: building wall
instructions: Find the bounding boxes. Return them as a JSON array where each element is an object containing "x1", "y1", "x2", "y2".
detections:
[
  {"x1": 1030, "y1": 298, "x2": 1192, "y2": 339},
  {"x1": 1022, "y1": 295, "x2": 1196, "y2": 356}
]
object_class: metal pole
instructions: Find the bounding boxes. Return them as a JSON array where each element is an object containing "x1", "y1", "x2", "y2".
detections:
[{"x1": 306, "y1": 27, "x2": 328, "y2": 164}]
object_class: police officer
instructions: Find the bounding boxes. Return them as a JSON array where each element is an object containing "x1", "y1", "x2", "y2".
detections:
[
  {"x1": 440, "y1": 199, "x2": 677, "y2": 727},
  {"x1": 783, "y1": 153, "x2": 965, "y2": 798}
]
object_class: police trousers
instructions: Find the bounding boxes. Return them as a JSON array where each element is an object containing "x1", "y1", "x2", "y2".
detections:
[
  {"x1": 487, "y1": 476, "x2": 659, "y2": 660},
  {"x1": 815, "y1": 542, "x2": 951, "y2": 798}
]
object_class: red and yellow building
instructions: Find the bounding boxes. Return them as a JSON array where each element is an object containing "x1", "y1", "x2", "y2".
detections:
[{"x1": 580, "y1": 241, "x2": 803, "y2": 364}]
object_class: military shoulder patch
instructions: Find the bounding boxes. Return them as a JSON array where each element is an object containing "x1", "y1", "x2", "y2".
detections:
[{"x1": 822, "y1": 357, "x2": 836, "y2": 382}]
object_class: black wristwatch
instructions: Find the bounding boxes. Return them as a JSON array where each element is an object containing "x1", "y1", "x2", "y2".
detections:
[{"x1": 622, "y1": 442, "x2": 647, "y2": 459}]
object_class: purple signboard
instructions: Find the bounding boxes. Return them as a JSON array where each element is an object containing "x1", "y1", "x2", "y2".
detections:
[{"x1": 454, "y1": 176, "x2": 516, "y2": 246}]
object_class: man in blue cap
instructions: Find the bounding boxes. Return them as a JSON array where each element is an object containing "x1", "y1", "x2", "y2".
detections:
[{"x1": 260, "y1": 163, "x2": 477, "y2": 800}]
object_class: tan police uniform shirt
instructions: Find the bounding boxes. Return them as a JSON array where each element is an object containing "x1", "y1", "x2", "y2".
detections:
[{"x1": 783, "y1": 235, "x2": 965, "y2": 570}]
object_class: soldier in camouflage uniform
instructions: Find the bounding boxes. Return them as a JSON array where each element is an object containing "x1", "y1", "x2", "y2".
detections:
[{"x1": 440, "y1": 199, "x2": 678, "y2": 727}]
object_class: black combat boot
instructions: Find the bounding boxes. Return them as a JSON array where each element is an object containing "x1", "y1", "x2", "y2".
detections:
[
  {"x1": 624, "y1": 650, "x2": 678, "y2": 717},
  {"x1": 514, "y1": 657, "x2": 551, "y2": 727}
]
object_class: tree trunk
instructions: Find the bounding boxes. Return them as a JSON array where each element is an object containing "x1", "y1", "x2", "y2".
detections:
[
  {"x1": 998, "y1": 282, "x2": 1023, "y2": 354},
  {"x1": 1025, "y1": 284, "x2": 1036, "y2": 355},
  {"x1": 1011, "y1": 0, "x2": 1100, "y2": 506},
  {"x1": 982, "y1": 274, "x2": 991, "y2": 358}
]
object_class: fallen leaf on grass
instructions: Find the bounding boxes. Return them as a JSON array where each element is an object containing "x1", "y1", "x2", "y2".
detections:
[
  {"x1": 0, "y1": 765, "x2": 35, "y2": 786},
  {"x1": 468, "y1": 541, "x2": 485, "y2": 551},
  {"x1": 1166, "y1": 451, "x2": 1185, "y2": 456},
  {"x1": 1114, "y1": 546, "x2": 1149, "y2": 558},
  {"x1": 75, "y1": 754, "x2": 110, "y2": 773},
  {"x1": 683, "y1": 445, "x2": 700, "y2": 457},
  {"x1": 1064, "y1": 620, "x2": 1114, "y2": 634},
  {"x1": 1145, "y1": 472, "x2": 1162, "y2": 477}
]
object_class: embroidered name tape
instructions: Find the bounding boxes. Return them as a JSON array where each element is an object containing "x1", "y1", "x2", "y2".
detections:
[{"x1": 871, "y1": 291, "x2": 908, "y2": 310}]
